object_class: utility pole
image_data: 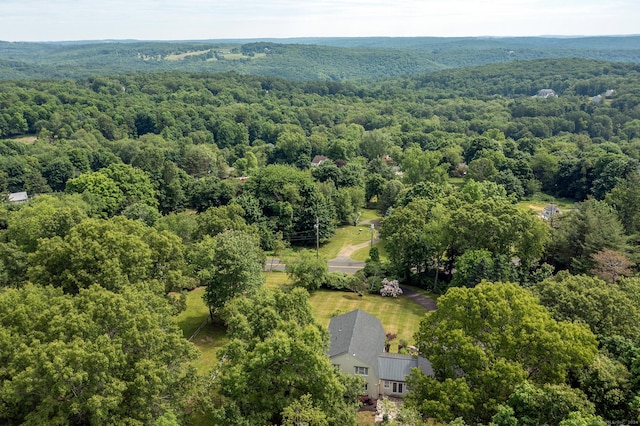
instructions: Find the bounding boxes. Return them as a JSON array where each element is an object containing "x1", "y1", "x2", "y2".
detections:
[{"x1": 315, "y1": 216, "x2": 319, "y2": 259}]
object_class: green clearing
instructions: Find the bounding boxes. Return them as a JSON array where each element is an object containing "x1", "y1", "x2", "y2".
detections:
[
  {"x1": 177, "y1": 276, "x2": 429, "y2": 371},
  {"x1": 165, "y1": 49, "x2": 211, "y2": 60},
  {"x1": 308, "y1": 289, "x2": 426, "y2": 350},
  {"x1": 519, "y1": 195, "x2": 576, "y2": 213},
  {"x1": 350, "y1": 241, "x2": 388, "y2": 262}
]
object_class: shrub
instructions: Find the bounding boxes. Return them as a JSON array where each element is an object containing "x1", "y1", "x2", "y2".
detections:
[{"x1": 380, "y1": 278, "x2": 403, "y2": 297}]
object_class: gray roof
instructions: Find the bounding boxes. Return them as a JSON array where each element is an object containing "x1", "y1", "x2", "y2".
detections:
[
  {"x1": 8, "y1": 192, "x2": 28, "y2": 202},
  {"x1": 378, "y1": 353, "x2": 434, "y2": 382},
  {"x1": 328, "y1": 309, "x2": 386, "y2": 376}
]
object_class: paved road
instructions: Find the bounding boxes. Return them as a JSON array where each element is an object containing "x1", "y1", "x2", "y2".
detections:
[{"x1": 264, "y1": 256, "x2": 367, "y2": 274}]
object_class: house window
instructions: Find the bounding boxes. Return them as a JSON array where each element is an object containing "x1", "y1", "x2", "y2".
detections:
[
  {"x1": 332, "y1": 364, "x2": 340, "y2": 370},
  {"x1": 354, "y1": 366, "x2": 369, "y2": 376},
  {"x1": 392, "y1": 382, "x2": 404, "y2": 394},
  {"x1": 363, "y1": 382, "x2": 368, "y2": 391},
  {"x1": 384, "y1": 380, "x2": 390, "y2": 388}
]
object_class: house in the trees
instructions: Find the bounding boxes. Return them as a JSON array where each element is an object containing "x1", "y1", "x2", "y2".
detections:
[
  {"x1": 541, "y1": 204, "x2": 561, "y2": 220},
  {"x1": 535, "y1": 89, "x2": 557, "y2": 98},
  {"x1": 311, "y1": 155, "x2": 328, "y2": 167},
  {"x1": 328, "y1": 309, "x2": 434, "y2": 399},
  {"x1": 7, "y1": 191, "x2": 28, "y2": 203}
]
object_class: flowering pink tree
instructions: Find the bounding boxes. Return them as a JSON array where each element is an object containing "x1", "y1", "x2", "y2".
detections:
[{"x1": 380, "y1": 278, "x2": 403, "y2": 297}]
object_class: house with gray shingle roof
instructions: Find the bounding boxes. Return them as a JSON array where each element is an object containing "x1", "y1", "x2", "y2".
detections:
[{"x1": 328, "y1": 309, "x2": 434, "y2": 399}]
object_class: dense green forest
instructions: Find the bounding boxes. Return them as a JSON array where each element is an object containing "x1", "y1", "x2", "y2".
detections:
[
  {"x1": 1, "y1": 35, "x2": 640, "y2": 80},
  {"x1": 2, "y1": 53, "x2": 640, "y2": 424}
]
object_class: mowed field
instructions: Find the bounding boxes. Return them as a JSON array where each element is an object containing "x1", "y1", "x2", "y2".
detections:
[{"x1": 176, "y1": 272, "x2": 429, "y2": 372}]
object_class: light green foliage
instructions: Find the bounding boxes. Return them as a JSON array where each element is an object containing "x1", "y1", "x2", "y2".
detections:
[
  {"x1": 533, "y1": 274, "x2": 640, "y2": 341},
  {"x1": 66, "y1": 170, "x2": 123, "y2": 217},
  {"x1": 360, "y1": 129, "x2": 392, "y2": 160},
  {"x1": 332, "y1": 186, "x2": 365, "y2": 225},
  {"x1": 101, "y1": 162, "x2": 158, "y2": 209},
  {"x1": 180, "y1": 143, "x2": 217, "y2": 177},
  {"x1": 5, "y1": 194, "x2": 88, "y2": 252},
  {"x1": 155, "y1": 212, "x2": 199, "y2": 244},
  {"x1": 286, "y1": 249, "x2": 329, "y2": 292},
  {"x1": 459, "y1": 179, "x2": 509, "y2": 203},
  {"x1": 28, "y1": 216, "x2": 190, "y2": 293},
  {"x1": 466, "y1": 157, "x2": 498, "y2": 182},
  {"x1": 66, "y1": 163, "x2": 158, "y2": 217},
  {"x1": 122, "y1": 201, "x2": 161, "y2": 226},
  {"x1": 0, "y1": 241, "x2": 29, "y2": 287},
  {"x1": 448, "y1": 198, "x2": 549, "y2": 263},
  {"x1": 380, "y1": 199, "x2": 448, "y2": 287},
  {"x1": 194, "y1": 204, "x2": 257, "y2": 240},
  {"x1": 281, "y1": 394, "x2": 329, "y2": 426},
  {"x1": 275, "y1": 128, "x2": 312, "y2": 167},
  {"x1": 401, "y1": 145, "x2": 448, "y2": 185},
  {"x1": 410, "y1": 282, "x2": 598, "y2": 423},
  {"x1": 214, "y1": 287, "x2": 359, "y2": 425},
  {"x1": 0, "y1": 284, "x2": 197, "y2": 425},
  {"x1": 196, "y1": 230, "x2": 265, "y2": 316},
  {"x1": 502, "y1": 381, "x2": 598, "y2": 426}
]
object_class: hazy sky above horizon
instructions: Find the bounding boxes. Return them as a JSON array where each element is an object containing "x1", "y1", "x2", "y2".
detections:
[{"x1": 0, "y1": 0, "x2": 638, "y2": 42}]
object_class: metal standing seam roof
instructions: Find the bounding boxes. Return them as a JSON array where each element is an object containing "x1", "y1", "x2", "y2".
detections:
[
  {"x1": 377, "y1": 353, "x2": 435, "y2": 382},
  {"x1": 7, "y1": 192, "x2": 28, "y2": 202},
  {"x1": 328, "y1": 309, "x2": 386, "y2": 377}
]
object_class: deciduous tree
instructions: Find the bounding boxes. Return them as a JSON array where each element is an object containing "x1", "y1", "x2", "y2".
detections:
[{"x1": 0, "y1": 284, "x2": 197, "y2": 425}]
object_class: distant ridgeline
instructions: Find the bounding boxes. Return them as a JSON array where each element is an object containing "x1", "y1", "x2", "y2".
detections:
[{"x1": 0, "y1": 36, "x2": 639, "y2": 80}]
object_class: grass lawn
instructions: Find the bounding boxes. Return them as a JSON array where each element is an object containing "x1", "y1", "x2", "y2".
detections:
[
  {"x1": 317, "y1": 224, "x2": 375, "y2": 259},
  {"x1": 309, "y1": 289, "x2": 426, "y2": 349},
  {"x1": 519, "y1": 194, "x2": 576, "y2": 212},
  {"x1": 351, "y1": 241, "x2": 388, "y2": 262},
  {"x1": 175, "y1": 288, "x2": 228, "y2": 374},
  {"x1": 264, "y1": 271, "x2": 290, "y2": 288},
  {"x1": 357, "y1": 411, "x2": 376, "y2": 425},
  {"x1": 316, "y1": 209, "x2": 382, "y2": 260},
  {"x1": 177, "y1": 274, "x2": 431, "y2": 371}
]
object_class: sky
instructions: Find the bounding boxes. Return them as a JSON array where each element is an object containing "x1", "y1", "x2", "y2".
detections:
[{"x1": 0, "y1": 0, "x2": 638, "y2": 42}]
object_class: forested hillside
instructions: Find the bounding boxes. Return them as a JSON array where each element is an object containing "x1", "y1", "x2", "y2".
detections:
[
  {"x1": 3, "y1": 56, "x2": 640, "y2": 424},
  {"x1": 1, "y1": 35, "x2": 640, "y2": 80}
]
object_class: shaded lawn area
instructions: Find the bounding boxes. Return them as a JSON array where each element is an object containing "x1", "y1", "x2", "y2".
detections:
[
  {"x1": 309, "y1": 289, "x2": 426, "y2": 349},
  {"x1": 175, "y1": 288, "x2": 227, "y2": 374}
]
